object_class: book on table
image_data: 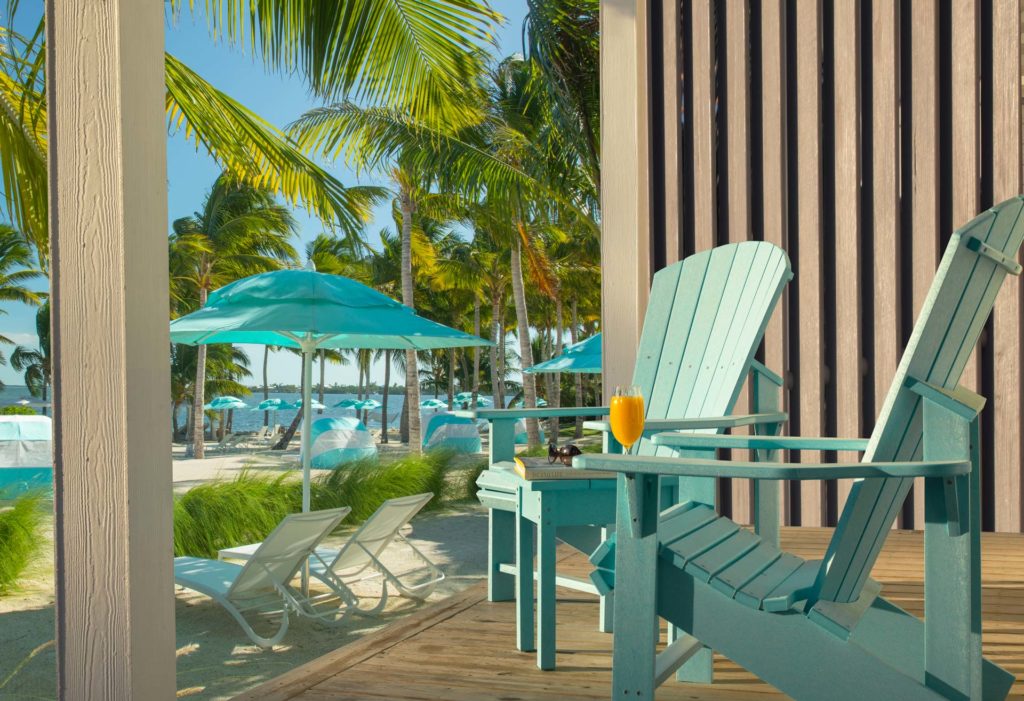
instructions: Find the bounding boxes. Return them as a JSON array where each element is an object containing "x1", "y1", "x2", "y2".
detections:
[{"x1": 512, "y1": 456, "x2": 616, "y2": 481}]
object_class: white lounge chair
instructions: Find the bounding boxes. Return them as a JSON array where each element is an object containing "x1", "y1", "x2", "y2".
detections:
[
  {"x1": 174, "y1": 507, "x2": 352, "y2": 648},
  {"x1": 220, "y1": 493, "x2": 443, "y2": 615}
]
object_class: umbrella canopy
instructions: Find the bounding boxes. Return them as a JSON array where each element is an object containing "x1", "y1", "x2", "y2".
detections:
[
  {"x1": 512, "y1": 397, "x2": 548, "y2": 408},
  {"x1": 356, "y1": 398, "x2": 382, "y2": 411},
  {"x1": 254, "y1": 398, "x2": 289, "y2": 411},
  {"x1": 524, "y1": 333, "x2": 602, "y2": 374},
  {"x1": 169, "y1": 268, "x2": 492, "y2": 351},
  {"x1": 333, "y1": 398, "x2": 361, "y2": 408},
  {"x1": 170, "y1": 267, "x2": 491, "y2": 515},
  {"x1": 420, "y1": 398, "x2": 448, "y2": 409},
  {"x1": 455, "y1": 392, "x2": 492, "y2": 405},
  {"x1": 292, "y1": 398, "x2": 326, "y2": 410},
  {"x1": 205, "y1": 396, "x2": 248, "y2": 410}
]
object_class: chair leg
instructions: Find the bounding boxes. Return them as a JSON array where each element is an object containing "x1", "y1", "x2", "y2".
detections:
[
  {"x1": 611, "y1": 474, "x2": 660, "y2": 698},
  {"x1": 537, "y1": 505, "x2": 557, "y2": 670},
  {"x1": 223, "y1": 599, "x2": 289, "y2": 649},
  {"x1": 517, "y1": 512, "x2": 535, "y2": 652},
  {"x1": 489, "y1": 509, "x2": 515, "y2": 601}
]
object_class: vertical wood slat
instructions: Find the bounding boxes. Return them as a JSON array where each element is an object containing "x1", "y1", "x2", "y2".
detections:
[
  {"x1": 47, "y1": 0, "x2": 175, "y2": 696},
  {"x1": 870, "y1": 0, "x2": 902, "y2": 528},
  {"x1": 953, "y1": 0, "x2": 982, "y2": 394},
  {"x1": 832, "y1": 0, "x2": 862, "y2": 515},
  {"x1": 691, "y1": 0, "x2": 717, "y2": 252},
  {"x1": 795, "y1": 0, "x2": 826, "y2": 527},
  {"x1": 600, "y1": 0, "x2": 652, "y2": 397},
  {"x1": 725, "y1": 0, "x2": 754, "y2": 524},
  {"x1": 660, "y1": 0, "x2": 683, "y2": 267},
  {"x1": 759, "y1": 0, "x2": 791, "y2": 525},
  {"x1": 909, "y1": 0, "x2": 941, "y2": 528},
  {"x1": 991, "y1": 0, "x2": 1023, "y2": 532},
  {"x1": 651, "y1": 0, "x2": 1023, "y2": 532}
]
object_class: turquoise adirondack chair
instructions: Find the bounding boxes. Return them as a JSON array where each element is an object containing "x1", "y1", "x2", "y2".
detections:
[
  {"x1": 577, "y1": 197, "x2": 1024, "y2": 699},
  {"x1": 474, "y1": 241, "x2": 792, "y2": 671}
]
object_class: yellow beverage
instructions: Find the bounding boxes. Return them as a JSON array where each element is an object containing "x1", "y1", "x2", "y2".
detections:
[{"x1": 610, "y1": 395, "x2": 644, "y2": 451}]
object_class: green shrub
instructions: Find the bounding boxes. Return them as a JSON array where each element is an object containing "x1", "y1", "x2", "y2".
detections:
[
  {"x1": 0, "y1": 493, "x2": 45, "y2": 593},
  {"x1": 0, "y1": 405, "x2": 38, "y2": 416},
  {"x1": 173, "y1": 450, "x2": 471, "y2": 558},
  {"x1": 173, "y1": 472, "x2": 299, "y2": 558}
]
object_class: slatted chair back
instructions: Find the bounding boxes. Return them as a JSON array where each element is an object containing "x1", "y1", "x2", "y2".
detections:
[
  {"x1": 815, "y1": 197, "x2": 1024, "y2": 604},
  {"x1": 228, "y1": 507, "x2": 350, "y2": 599},
  {"x1": 631, "y1": 241, "x2": 792, "y2": 456}
]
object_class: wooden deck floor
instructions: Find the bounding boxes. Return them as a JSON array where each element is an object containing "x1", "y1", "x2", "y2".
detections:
[{"x1": 239, "y1": 527, "x2": 1024, "y2": 700}]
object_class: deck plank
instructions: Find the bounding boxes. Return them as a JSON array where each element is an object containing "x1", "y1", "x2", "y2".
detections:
[{"x1": 242, "y1": 528, "x2": 1024, "y2": 700}]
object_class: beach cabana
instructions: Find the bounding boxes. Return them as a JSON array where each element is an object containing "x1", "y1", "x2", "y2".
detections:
[
  {"x1": 308, "y1": 416, "x2": 376, "y2": 468},
  {"x1": 0, "y1": 415, "x2": 52, "y2": 496},
  {"x1": 169, "y1": 266, "x2": 490, "y2": 513},
  {"x1": 422, "y1": 413, "x2": 482, "y2": 453},
  {"x1": 524, "y1": 333, "x2": 602, "y2": 374}
]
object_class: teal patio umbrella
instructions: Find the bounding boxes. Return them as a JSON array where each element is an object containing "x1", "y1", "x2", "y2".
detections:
[
  {"x1": 170, "y1": 266, "x2": 491, "y2": 513},
  {"x1": 524, "y1": 332, "x2": 602, "y2": 374}
]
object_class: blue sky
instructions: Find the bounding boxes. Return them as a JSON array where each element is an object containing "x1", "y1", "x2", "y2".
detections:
[{"x1": 0, "y1": 1, "x2": 528, "y2": 388}]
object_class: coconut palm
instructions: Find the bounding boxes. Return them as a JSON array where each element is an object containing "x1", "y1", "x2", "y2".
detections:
[
  {"x1": 10, "y1": 300, "x2": 50, "y2": 413},
  {"x1": 170, "y1": 174, "x2": 299, "y2": 458},
  {"x1": 0, "y1": 224, "x2": 43, "y2": 320},
  {"x1": 0, "y1": 0, "x2": 499, "y2": 260}
]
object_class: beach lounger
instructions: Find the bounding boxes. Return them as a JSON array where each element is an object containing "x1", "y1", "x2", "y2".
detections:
[
  {"x1": 220, "y1": 493, "x2": 442, "y2": 614},
  {"x1": 174, "y1": 507, "x2": 352, "y2": 648}
]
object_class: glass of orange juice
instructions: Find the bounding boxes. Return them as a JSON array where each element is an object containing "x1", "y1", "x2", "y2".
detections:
[{"x1": 610, "y1": 385, "x2": 644, "y2": 452}]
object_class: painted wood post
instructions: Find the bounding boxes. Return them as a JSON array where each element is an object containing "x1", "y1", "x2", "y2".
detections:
[
  {"x1": 516, "y1": 511, "x2": 535, "y2": 651},
  {"x1": 537, "y1": 492, "x2": 558, "y2": 670},
  {"x1": 46, "y1": 1, "x2": 174, "y2": 697},
  {"x1": 489, "y1": 510, "x2": 515, "y2": 602},
  {"x1": 611, "y1": 473, "x2": 660, "y2": 698},
  {"x1": 923, "y1": 402, "x2": 982, "y2": 698},
  {"x1": 487, "y1": 418, "x2": 517, "y2": 602},
  {"x1": 490, "y1": 418, "x2": 516, "y2": 464},
  {"x1": 751, "y1": 366, "x2": 782, "y2": 548}
]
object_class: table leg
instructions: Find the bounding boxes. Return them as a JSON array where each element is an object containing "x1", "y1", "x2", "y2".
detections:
[
  {"x1": 516, "y1": 512, "x2": 535, "y2": 651},
  {"x1": 537, "y1": 496, "x2": 557, "y2": 670},
  {"x1": 489, "y1": 509, "x2": 515, "y2": 602},
  {"x1": 599, "y1": 524, "x2": 614, "y2": 633}
]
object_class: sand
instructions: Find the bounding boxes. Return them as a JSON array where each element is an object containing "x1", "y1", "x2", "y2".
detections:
[{"x1": 0, "y1": 504, "x2": 489, "y2": 700}]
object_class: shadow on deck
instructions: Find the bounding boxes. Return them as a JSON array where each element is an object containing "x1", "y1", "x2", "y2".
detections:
[{"x1": 237, "y1": 528, "x2": 1024, "y2": 700}]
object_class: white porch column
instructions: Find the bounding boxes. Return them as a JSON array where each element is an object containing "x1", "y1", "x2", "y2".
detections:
[
  {"x1": 600, "y1": 0, "x2": 651, "y2": 397},
  {"x1": 46, "y1": 2, "x2": 175, "y2": 698}
]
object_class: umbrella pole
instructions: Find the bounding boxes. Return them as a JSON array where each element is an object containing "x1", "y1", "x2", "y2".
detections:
[
  {"x1": 301, "y1": 344, "x2": 314, "y2": 512},
  {"x1": 301, "y1": 339, "x2": 315, "y2": 595}
]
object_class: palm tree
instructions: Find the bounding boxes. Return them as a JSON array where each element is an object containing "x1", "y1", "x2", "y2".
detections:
[
  {"x1": 0, "y1": 225, "x2": 43, "y2": 318},
  {"x1": 10, "y1": 300, "x2": 50, "y2": 414},
  {"x1": 170, "y1": 343, "x2": 252, "y2": 441},
  {"x1": 170, "y1": 174, "x2": 298, "y2": 458},
  {"x1": 0, "y1": 0, "x2": 500, "y2": 261}
]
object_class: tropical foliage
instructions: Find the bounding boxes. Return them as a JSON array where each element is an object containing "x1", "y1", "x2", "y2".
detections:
[
  {"x1": 173, "y1": 451, "x2": 484, "y2": 558},
  {"x1": 0, "y1": 492, "x2": 45, "y2": 593}
]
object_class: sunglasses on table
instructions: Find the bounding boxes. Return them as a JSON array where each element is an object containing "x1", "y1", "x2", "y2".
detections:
[{"x1": 547, "y1": 443, "x2": 582, "y2": 466}]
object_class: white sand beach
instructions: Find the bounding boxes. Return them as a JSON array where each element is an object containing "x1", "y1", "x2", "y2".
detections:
[{"x1": 0, "y1": 446, "x2": 491, "y2": 700}]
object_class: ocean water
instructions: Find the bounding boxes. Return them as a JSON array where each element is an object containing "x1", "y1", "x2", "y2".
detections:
[{"x1": 0, "y1": 385, "x2": 45, "y2": 409}]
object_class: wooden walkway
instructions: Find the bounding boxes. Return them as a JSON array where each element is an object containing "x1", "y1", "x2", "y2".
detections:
[{"x1": 239, "y1": 528, "x2": 1024, "y2": 700}]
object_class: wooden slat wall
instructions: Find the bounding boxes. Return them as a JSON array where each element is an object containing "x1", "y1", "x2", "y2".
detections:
[{"x1": 647, "y1": 0, "x2": 1023, "y2": 531}]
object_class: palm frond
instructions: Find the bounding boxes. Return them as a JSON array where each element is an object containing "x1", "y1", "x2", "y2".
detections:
[{"x1": 165, "y1": 53, "x2": 381, "y2": 241}]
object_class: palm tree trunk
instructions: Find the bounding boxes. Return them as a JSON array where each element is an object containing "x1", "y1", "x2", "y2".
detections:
[
  {"x1": 489, "y1": 291, "x2": 501, "y2": 407},
  {"x1": 190, "y1": 286, "x2": 209, "y2": 458},
  {"x1": 447, "y1": 349, "x2": 456, "y2": 410},
  {"x1": 498, "y1": 303, "x2": 507, "y2": 407},
  {"x1": 400, "y1": 384, "x2": 409, "y2": 443},
  {"x1": 550, "y1": 297, "x2": 564, "y2": 439},
  {"x1": 510, "y1": 234, "x2": 540, "y2": 447},
  {"x1": 381, "y1": 350, "x2": 391, "y2": 443},
  {"x1": 400, "y1": 183, "x2": 421, "y2": 450},
  {"x1": 571, "y1": 299, "x2": 584, "y2": 438},
  {"x1": 171, "y1": 402, "x2": 180, "y2": 439},
  {"x1": 275, "y1": 370, "x2": 305, "y2": 450},
  {"x1": 472, "y1": 297, "x2": 481, "y2": 405},
  {"x1": 262, "y1": 346, "x2": 270, "y2": 426},
  {"x1": 318, "y1": 351, "x2": 326, "y2": 414}
]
